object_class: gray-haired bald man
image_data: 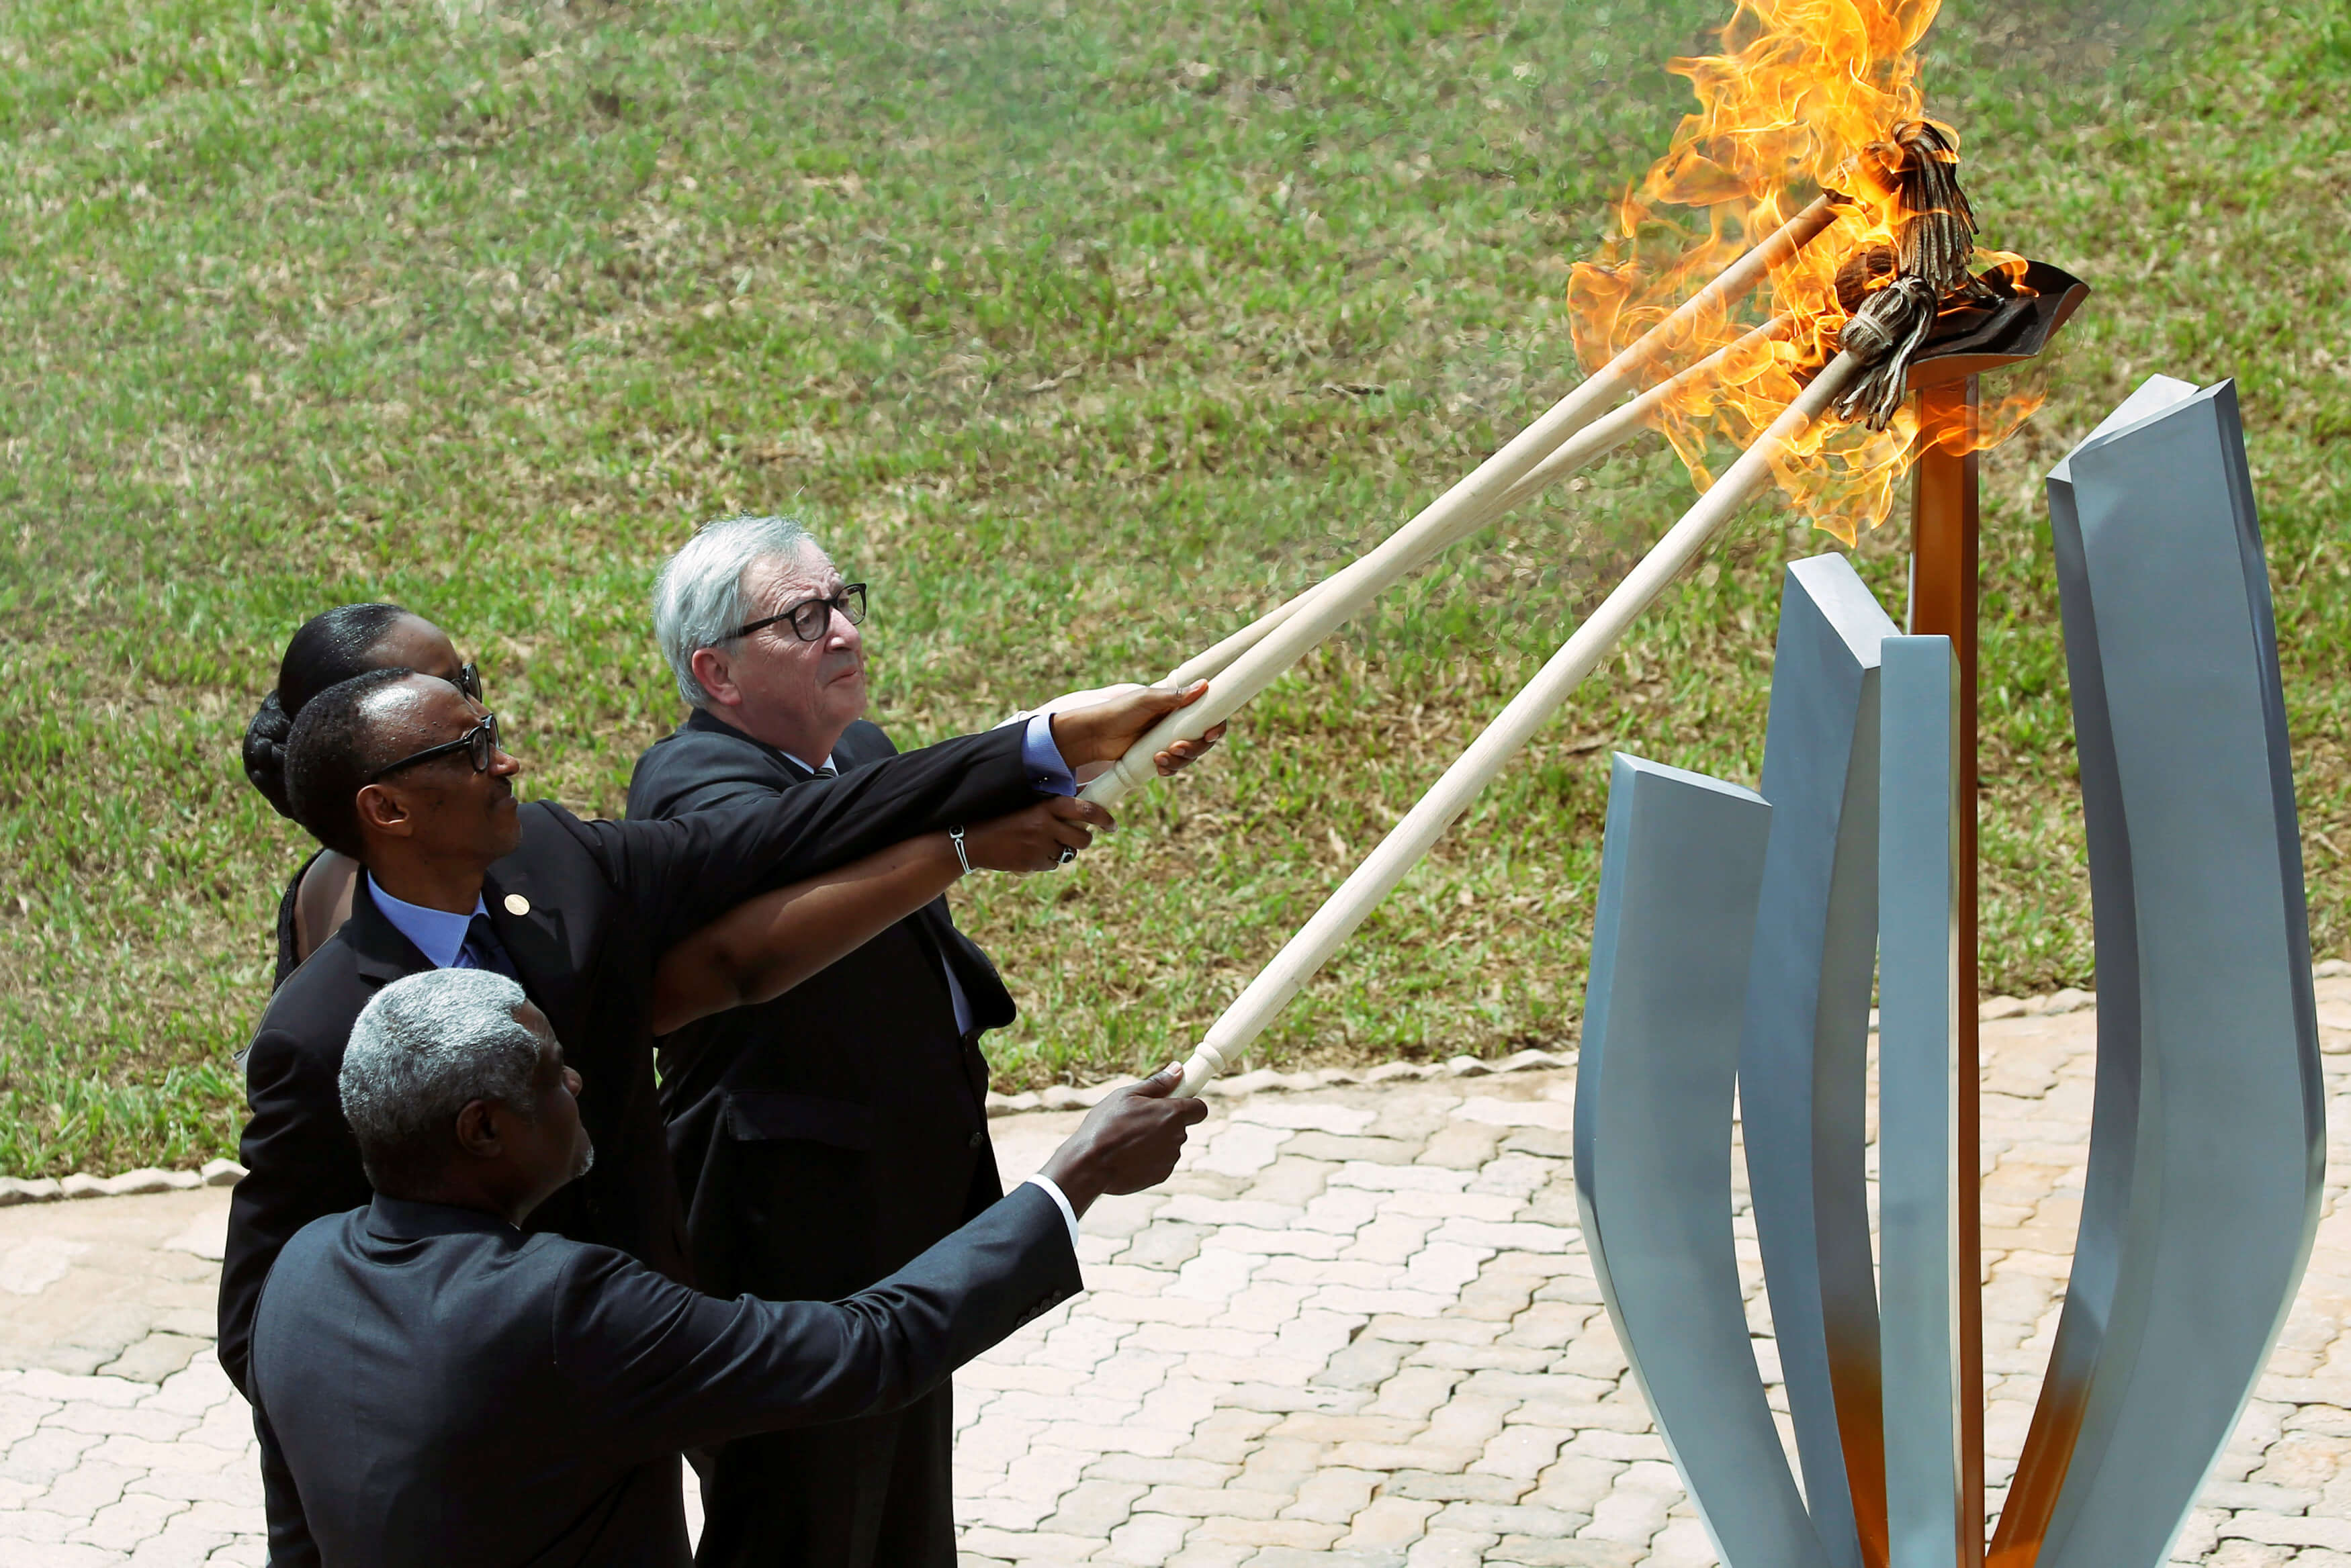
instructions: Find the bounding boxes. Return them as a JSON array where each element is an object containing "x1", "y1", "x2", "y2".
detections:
[
  {"x1": 628, "y1": 514, "x2": 1225, "y2": 1567},
  {"x1": 248, "y1": 968, "x2": 1204, "y2": 1568}
]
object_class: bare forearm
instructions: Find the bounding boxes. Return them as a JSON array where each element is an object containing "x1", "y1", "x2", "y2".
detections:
[{"x1": 651, "y1": 834, "x2": 963, "y2": 1032}]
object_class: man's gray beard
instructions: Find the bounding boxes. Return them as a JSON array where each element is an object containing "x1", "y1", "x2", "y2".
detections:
[{"x1": 572, "y1": 1142, "x2": 596, "y2": 1181}]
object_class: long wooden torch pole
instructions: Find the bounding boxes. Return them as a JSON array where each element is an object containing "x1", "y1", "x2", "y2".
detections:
[
  {"x1": 1169, "y1": 351, "x2": 1867, "y2": 1096},
  {"x1": 1161, "y1": 316, "x2": 1797, "y2": 690},
  {"x1": 1087, "y1": 199, "x2": 1840, "y2": 804}
]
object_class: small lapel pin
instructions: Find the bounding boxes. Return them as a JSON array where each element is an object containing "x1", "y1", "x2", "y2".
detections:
[{"x1": 503, "y1": 894, "x2": 531, "y2": 917}]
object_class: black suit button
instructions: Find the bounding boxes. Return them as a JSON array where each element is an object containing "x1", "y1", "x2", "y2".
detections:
[{"x1": 967, "y1": 1130, "x2": 986, "y2": 1150}]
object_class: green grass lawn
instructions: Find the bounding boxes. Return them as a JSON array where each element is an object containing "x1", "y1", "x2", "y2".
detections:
[{"x1": 1, "y1": 0, "x2": 2343, "y2": 1177}]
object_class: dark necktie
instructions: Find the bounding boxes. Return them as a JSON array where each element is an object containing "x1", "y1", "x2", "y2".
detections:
[
  {"x1": 811, "y1": 764, "x2": 837, "y2": 778},
  {"x1": 463, "y1": 913, "x2": 522, "y2": 982}
]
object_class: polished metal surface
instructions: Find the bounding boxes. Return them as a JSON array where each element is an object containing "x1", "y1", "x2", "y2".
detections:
[
  {"x1": 2027, "y1": 381, "x2": 2325, "y2": 1568},
  {"x1": 1577, "y1": 753, "x2": 1826, "y2": 1568},
  {"x1": 1988, "y1": 373, "x2": 2194, "y2": 1568},
  {"x1": 1877, "y1": 635, "x2": 1961, "y2": 1568},
  {"x1": 1738, "y1": 553, "x2": 1901, "y2": 1568}
]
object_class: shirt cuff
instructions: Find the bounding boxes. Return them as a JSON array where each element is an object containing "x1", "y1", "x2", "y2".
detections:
[
  {"x1": 1021, "y1": 1174, "x2": 1081, "y2": 1249},
  {"x1": 1020, "y1": 712, "x2": 1079, "y2": 797}
]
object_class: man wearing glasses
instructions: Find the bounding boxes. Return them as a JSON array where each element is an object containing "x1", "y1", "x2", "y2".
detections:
[
  {"x1": 220, "y1": 653, "x2": 1206, "y2": 1563},
  {"x1": 627, "y1": 514, "x2": 1224, "y2": 1568}
]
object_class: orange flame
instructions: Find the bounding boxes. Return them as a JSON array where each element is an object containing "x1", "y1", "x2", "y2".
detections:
[{"x1": 1569, "y1": 0, "x2": 2045, "y2": 544}]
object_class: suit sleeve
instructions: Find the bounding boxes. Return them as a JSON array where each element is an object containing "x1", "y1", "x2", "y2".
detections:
[
  {"x1": 217, "y1": 1027, "x2": 373, "y2": 1397},
  {"x1": 582, "y1": 724, "x2": 1040, "y2": 951},
  {"x1": 553, "y1": 1183, "x2": 1082, "y2": 1455}
]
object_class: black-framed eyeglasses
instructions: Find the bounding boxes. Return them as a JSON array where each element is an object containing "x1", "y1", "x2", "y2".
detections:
[
  {"x1": 452, "y1": 661, "x2": 482, "y2": 703},
  {"x1": 723, "y1": 584, "x2": 867, "y2": 644},
  {"x1": 367, "y1": 713, "x2": 502, "y2": 783}
]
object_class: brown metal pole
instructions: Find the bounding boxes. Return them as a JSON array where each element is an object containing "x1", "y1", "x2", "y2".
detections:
[{"x1": 1907, "y1": 376, "x2": 1986, "y2": 1568}]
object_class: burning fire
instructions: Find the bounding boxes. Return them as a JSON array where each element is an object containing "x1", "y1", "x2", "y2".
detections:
[{"x1": 1568, "y1": 0, "x2": 2044, "y2": 543}]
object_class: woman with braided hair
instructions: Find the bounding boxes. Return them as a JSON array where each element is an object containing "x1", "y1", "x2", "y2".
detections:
[{"x1": 242, "y1": 604, "x2": 480, "y2": 985}]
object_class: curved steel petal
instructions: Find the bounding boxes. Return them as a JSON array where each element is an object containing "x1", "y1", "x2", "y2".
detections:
[
  {"x1": 2025, "y1": 380, "x2": 2325, "y2": 1568},
  {"x1": 1578, "y1": 753, "x2": 1826, "y2": 1568},
  {"x1": 1988, "y1": 373, "x2": 2194, "y2": 1568},
  {"x1": 1739, "y1": 553, "x2": 1902, "y2": 1568}
]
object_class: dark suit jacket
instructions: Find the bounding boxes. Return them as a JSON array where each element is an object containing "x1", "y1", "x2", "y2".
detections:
[
  {"x1": 250, "y1": 1185, "x2": 1080, "y2": 1568},
  {"x1": 227, "y1": 739, "x2": 1045, "y2": 1565},
  {"x1": 222, "y1": 740, "x2": 1036, "y2": 1396},
  {"x1": 627, "y1": 713, "x2": 1022, "y2": 1304},
  {"x1": 224, "y1": 731, "x2": 1043, "y2": 1394}
]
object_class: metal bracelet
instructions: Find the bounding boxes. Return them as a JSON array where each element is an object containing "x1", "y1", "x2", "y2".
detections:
[{"x1": 949, "y1": 826, "x2": 972, "y2": 875}]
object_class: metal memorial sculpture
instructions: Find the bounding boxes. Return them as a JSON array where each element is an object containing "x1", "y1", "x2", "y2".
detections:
[
  {"x1": 1056, "y1": 0, "x2": 2316, "y2": 1563},
  {"x1": 1574, "y1": 375, "x2": 2320, "y2": 1568}
]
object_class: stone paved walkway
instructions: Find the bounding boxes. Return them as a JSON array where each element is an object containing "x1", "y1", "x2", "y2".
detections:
[{"x1": 3, "y1": 974, "x2": 2348, "y2": 1566}]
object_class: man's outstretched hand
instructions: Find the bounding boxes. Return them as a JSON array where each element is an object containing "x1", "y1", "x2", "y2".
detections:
[
  {"x1": 1046, "y1": 682, "x2": 1230, "y2": 780},
  {"x1": 1038, "y1": 1063, "x2": 1210, "y2": 1216},
  {"x1": 964, "y1": 798, "x2": 1115, "y2": 873}
]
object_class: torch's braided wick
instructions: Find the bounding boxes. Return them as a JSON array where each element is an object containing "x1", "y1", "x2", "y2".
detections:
[{"x1": 1830, "y1": 120, "x2": 1994, "y2": 430}]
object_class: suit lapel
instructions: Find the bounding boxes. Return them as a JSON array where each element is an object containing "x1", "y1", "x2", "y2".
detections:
[
  {"x1": 480, "y1": 864, "x2": 578, "y2": 1022},
  {"x1": 345, "y1": 873, "x2": 577, "y2": 1016},
  {"x1": 831, "y1": 721, "x2": 889, "y2": 774},
  {"x1": 344, "y1": 878, "x2": 431, "y2": 989},
  {"x1": 681, "y1": 707, "x2": 824, "y2": 786}
]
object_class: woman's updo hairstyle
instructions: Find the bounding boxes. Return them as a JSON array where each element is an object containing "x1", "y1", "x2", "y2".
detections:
[{"x1": 242, "y1": 603, "x2": 412, "y2": 819}]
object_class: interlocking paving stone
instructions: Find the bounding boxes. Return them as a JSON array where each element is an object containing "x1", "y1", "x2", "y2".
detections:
[{"x1": 5, "y1": 978, "x2": 2350, "y2": 1562}]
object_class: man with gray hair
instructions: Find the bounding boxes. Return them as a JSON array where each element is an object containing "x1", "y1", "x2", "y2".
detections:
[
  {"x1": 629, "y1": 514, "x2": 1224, "y2": 1567},
  {"x1": 248, "y1": 967, "x2": 1205, "y2": 1568},
  {"x1": 224, "y1": 654, "x2": 1202, "y2": 1565},
  {"x1": 333, "y1": 966, "x2": 598, "y2": 1191}
]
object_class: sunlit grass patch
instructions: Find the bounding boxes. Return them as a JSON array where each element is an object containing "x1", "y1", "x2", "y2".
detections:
[{"x1": 0, "y1": 0, "x2": 2341, "y2": 1174}]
